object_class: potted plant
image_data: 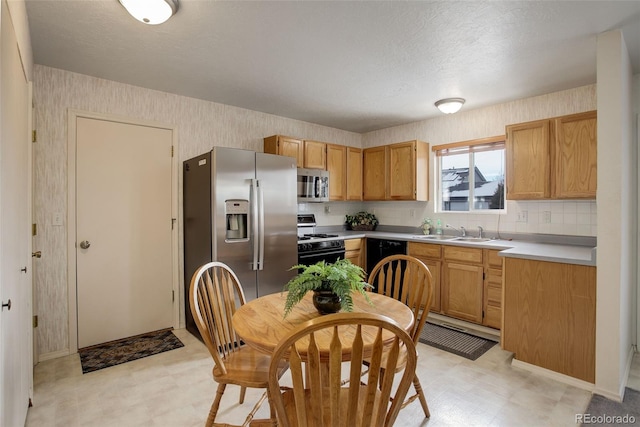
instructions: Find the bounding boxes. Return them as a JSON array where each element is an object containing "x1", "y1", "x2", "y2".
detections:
[
  {"x1": 345, "y1": 211, "x2": 379, "y2": 231},
  {"x1": 283, "y1": 259, "x2": 372, "y2": 317}
]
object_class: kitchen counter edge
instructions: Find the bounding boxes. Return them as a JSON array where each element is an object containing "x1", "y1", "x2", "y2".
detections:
[{"x1": 333, "y1": 231, "x2": 596, "y2": 267}]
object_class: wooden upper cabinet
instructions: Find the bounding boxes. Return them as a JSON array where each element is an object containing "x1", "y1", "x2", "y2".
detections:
[
  {"x1": 505, "y1": 119, "x2": 551, "y2": 200},
  {"x1": 388, "y1": 141, "x2": 416, "y2": 200},
  {"x1": 505, "y1": 110, "x2": 596, "y2": 200},
  {"x1": 553, "y1": 111, "x2": 597, "y2": 199},
  {"x1": 363, "y1": 146, "x2": 387, "y2": 200},
  {"x1": 303, "y1": 140, "x2": 326, "y2": 169},
  {"x1": 346, "y1": 147, "x2": 363, "y2": 201},
  {"x1": 263, "y1": 135, "x2": 304, "y2": 167},
  {"x1": 326, "y1": 143, "x2": 347, "y2": 201},
  {"x1": 363, "y1": 140, "x2": 429, "y2": 201}
]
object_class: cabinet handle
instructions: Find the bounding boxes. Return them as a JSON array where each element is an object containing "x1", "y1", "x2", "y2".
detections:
[{"x1": 1, "y1": 299, "x2": 11, "y2": 311}]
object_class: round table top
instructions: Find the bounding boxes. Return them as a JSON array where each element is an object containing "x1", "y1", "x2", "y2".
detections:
[{"x1": 232, "y1": 291, "x2": 414, "y2": 356}]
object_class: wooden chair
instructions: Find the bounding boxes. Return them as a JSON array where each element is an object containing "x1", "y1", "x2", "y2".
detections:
[
  {"x1": 267, "y1": 312, "x2": 417, "y2": 427},
  {"x1": 367, "y1": 254, "x2": 434, "y2": 418},
  {"x1": 189, "y1": 261, "x2": 288, "y2": 427}
]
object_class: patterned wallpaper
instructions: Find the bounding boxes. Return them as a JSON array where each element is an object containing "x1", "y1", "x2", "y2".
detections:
[
  {"x1": 33, "y1": 65, "x2": 597, "y2": 357},
  {"x1": 32, "y1": 65, "x2": 361, "y2": 356}
]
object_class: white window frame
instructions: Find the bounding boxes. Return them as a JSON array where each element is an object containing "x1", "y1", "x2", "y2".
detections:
[{"x1": 434, "y1": 136, "x2": 506, "y2": 213}]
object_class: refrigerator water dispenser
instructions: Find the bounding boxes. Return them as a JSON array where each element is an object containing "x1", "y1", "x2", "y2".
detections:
[{"x1": 225, "y1": 200, "x2": 248, "y2": 241}]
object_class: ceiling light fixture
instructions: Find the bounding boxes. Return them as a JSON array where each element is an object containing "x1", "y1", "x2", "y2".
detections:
[
  {"x1": 119, "y1": 0, "x2": 179, "y2": 25},
  {"x1": 435, "y1": 98, "x2": 466, "y2": 114}
]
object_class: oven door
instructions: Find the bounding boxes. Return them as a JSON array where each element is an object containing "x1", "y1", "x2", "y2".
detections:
[{"x1": 298, "y1": 248, "x2": 345, "y2": 265}]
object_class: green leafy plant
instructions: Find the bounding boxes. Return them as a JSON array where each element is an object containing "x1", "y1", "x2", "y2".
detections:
[
  {"x1": 283, "y1": 259, "x2": 372, "y2": 318},
  {"x1": 345, "y1": 211, "x2": 379, "y2": 229}
]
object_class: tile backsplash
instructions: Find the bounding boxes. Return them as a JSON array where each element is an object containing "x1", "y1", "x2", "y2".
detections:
[{"x1": 301, "y1": 199, "x2": 597, "y2": 237}]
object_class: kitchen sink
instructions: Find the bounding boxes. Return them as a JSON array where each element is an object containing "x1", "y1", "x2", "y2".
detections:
[
  {"x1": 412, "y1": 235, "x2": 456, "y2": 241},
  {"x1": 451, "y1": 237, "x2": 493, "y2": 242}
]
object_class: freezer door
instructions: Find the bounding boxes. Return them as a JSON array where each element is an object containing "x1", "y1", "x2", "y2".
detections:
[
  {"x1": 255, "y1": 153, "x2": 298, "y2": 296},
  {"x1": 212, "y1": 147, "x2": 258, "y2": 300}
]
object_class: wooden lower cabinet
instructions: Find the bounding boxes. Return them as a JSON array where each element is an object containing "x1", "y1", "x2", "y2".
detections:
[
  {"x1": 442, "y1": 261, "x2": 484, "y2": 323},
  {"x1": 407, "y1": 242, "x2": 441, "y2": 313},
  {"x1": 409, "y1": 243, "x2": 502, "y2": 327},
  {"x1": 502, "y1": 258, "x2": 596, "y2": 383},
  {"x1": 344, "y1": 238, "x2": 363, "y2": 269}
]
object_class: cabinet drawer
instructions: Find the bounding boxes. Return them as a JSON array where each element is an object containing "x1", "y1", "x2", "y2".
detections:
[
  {"x1": 408, "y1": 242, "x2": 441, "y2": 259},
  {"x1": 345, "y1": 239, "x2": 362, "y2": 251},
  {"x1": 443, "y1": 246, "x2": 482, "y2": 264},
  {"x1": 485, "y1": 250, "x2": 503, "y2": 268}
]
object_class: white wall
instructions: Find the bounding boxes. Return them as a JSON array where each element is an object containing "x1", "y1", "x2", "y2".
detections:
[
  {"x1": 595, "y1": 30, "x2": 636, "y2": 401},
  {"x1": 32, "y1": 65, "x2": 361, "y2": 356}
]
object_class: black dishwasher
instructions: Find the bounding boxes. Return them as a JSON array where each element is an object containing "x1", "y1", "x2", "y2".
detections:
[{"x1": 366, "y1": 238, "x2": 407, "y2": 274}]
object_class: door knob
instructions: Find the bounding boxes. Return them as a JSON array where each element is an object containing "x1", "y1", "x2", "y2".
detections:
[
  {"x1": 79, "y1": 240, "x2": 91, "y2": 249},
  {"x1": 32, "y1": 251, "x2": 42, "y2": 258},
  {"x1": 1, "y1": 299, "x2": 11, "y2": 311}
]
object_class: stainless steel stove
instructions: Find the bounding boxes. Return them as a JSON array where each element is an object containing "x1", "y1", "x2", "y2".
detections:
[{"x1": 297, "y1": 214, "x2": 345, "y2": 264}]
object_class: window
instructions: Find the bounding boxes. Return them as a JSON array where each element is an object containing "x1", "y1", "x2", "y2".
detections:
[{"x1": 434, "y1": 136, "x2": 505, "y2": 212}]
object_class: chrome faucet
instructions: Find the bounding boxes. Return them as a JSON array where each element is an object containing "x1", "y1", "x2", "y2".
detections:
[
  {"x1": 477, "y1": 226, "x2": 484, "y2": 238},
  {"x1": 445, "y1": 224, "x2": 466, "y2": 237}
]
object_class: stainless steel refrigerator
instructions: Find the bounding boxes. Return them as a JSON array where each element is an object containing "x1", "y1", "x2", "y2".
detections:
[{"x1": 183, "y1": 147, "x2": 297, "y2": 339}]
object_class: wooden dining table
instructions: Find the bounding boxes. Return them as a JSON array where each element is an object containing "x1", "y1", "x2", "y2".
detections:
[{"x1": 232, "y1": 291, "x2": 414, "y2": 360}]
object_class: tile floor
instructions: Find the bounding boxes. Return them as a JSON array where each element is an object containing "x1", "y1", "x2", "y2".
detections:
[{"x1": 25, "y1": 329, "x2": 639, "y2": 427}]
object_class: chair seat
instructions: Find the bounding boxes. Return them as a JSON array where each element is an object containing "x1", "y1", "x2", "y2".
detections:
[
  {"x1": 214, "y1": 345, "x2": 289, "y2": 388},
  {"x1": 281, "y1": 386, "x2": 383, "y2": 426}
]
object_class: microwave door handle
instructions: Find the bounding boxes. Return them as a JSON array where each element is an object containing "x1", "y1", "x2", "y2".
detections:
[
  {"x1": 314, "y1": 176, "x2": 320, "y2": 197},
  {"x1": 250, "y1": 179, "x2": 259, "y2": 271},
  {"x1": 257, "y1": 179, "x2": 264, "y2": 271}
]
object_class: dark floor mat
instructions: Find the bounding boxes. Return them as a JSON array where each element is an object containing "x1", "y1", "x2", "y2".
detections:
[
  {"x1": 418, "y1": 322, "x2": 496, "y2": 361},
  {"x1": 78, "y1": 329, "x2": 184, "y2": 374}
]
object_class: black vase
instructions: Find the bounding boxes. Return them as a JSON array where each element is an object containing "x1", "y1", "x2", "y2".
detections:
[{"x1": 312, "y1": 289, "x2": 342, "y2": 315}]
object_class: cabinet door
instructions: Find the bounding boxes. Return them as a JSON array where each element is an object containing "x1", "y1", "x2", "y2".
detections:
[
  {"x1": 442, "y1": 262, "x2": 484, "y2": 323},
  {"x1": 415, "y1": 257, "x2": 441, "y2": 313},
  {"x1": 388, "y1": 141, "x2": 416, "y2": 200},
  {"x1": 553, "y1": 111, "x2": 597, "y2": 199},
  {"x1": 346, "y1": 147, "x2": 363, "y2": 201},
  {"x1": 264, "y1": 135, "x2": 303, "y2": 167},
  {"x1": 303, "y1": 140, "x2": 326, "y2": 169},
  {"x1": 407, "y1": 242, "x2": 442, "y2": 313},
  {"x1": 326, "y1": 144, "x2": 346, "y2": 201},
  {"x1": 505, "y1": 120, "x2": 551, "y2": 199},
  {"x1": 363, "y1": 146, "x2": 387, "y2": 200},
  {"x1": 344, "y1": 238, "x2": 363, "y2": 268}
]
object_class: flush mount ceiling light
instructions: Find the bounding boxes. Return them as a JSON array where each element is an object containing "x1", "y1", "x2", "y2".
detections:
[
  {"x1": 435, "y1": 98, "x2": 466, "y2": 114},
  {"x1": 119, "y1": 0, "x2": 179, "y2": 25}
]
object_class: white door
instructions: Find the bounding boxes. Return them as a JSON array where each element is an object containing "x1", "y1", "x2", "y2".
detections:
[
  {"x1": 76, "y1": 117, "x2": 173, "y2": 348},
  {"x1": 1, "y1": 0, "x2": 32, "y2": 424}
]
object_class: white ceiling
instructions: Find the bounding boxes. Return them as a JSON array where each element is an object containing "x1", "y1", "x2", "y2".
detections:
[{"x1": 25, "y1": 0, "x2": 640, "y2": 133}]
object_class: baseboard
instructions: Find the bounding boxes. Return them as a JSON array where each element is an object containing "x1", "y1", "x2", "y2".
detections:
[
  {"x1": 38, "y1": 348, "x2": 71, "y2": 362},
  {"x1": 427, "y1": 313, "x2": 501, "y2": 342},
  {"x1": 591, "y1": 346, "x2": 636, "y2": 402},
  {"x1": 511, "y1": 359, "x2": 595, "y2": 392}
]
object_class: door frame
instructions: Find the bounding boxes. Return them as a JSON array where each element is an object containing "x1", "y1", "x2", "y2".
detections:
[{"x1": 66, "y1": 109, "x2": 179, "y2": 353}]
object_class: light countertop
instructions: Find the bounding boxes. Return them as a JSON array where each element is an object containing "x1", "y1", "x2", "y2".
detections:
[{"x1": 310, "y1": 230, "x2": 596, "y2": 267}]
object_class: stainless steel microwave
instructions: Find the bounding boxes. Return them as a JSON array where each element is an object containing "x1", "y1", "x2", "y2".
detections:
[{"x1": 297, "y1": 168, "x2": 329, "y2": 203}]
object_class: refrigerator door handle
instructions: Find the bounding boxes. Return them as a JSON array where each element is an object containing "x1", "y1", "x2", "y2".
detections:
[
  {"x1": 257, "y1": 179, "x2": 265, "y2": 270},
  {"x1": 251, "y1": 179, "x2": 259, "y2": 271}
]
